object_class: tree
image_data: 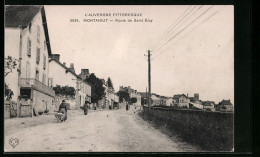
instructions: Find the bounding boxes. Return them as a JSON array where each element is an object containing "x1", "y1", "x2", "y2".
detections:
[
  {"x1": 130, "y1": 97, "x2": 137, "y2": 104},
  {"x1": 4, "y1": 56, "x2": 18, "y2": 100},
  {"x1": 53, "y1": 85, "x2": 76, "y2": 98},
  {"x1": 5, "y1": 83, "x2": 13, "y2": 100},
  {"x1": 85, "y1": 73, "x2": 105, "y2": 104},
  {"x1": 5, "y1": 56, "x2": 18, "y2": 77},
  {"x1": 117, "y1": 91, "x2": 130, "y2": 103},
  {"x1": 107, "y1": 77, "x2": 114, "y2": 90}
]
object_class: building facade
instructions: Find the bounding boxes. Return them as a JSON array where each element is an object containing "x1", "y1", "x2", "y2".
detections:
[
  {"x1": 5, "y1": 6, "x2": 55, "y2": 115},
  {"x1": 49, "y1": 56, "x2": 91, "y2": 110},
  {"x1": 215, "y1": 99, "x2": 234, "y2": 111},
  {"x1": 202, "y1": 101, "x2": 215, "y2": 110},
  {"x1": 173, "y1": 94, "x2": 190, "y2": 107},
  {"x1": 166, "y1": 97, "x2": 173, "y2": 106},
  {"x1": 119, "y1": 86, "x2": 141, "y2": 106}
]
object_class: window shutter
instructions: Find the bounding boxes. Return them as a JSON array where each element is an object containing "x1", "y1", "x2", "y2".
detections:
[
  {"x1": 43, "y1": 55, "x2": 46, "y2": 69},
  {"x1": 36, "y1": 48, "x2": 40, "y2": 64},
  {"x1": 27, "y1": 39, "x2": 31, "y2": 56},
  {"x1": 37, "y1": 26, "x2": 40, "y2": 43}
]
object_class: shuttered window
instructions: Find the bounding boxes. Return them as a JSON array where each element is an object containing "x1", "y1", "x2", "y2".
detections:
[
  {"x1": 43, "y1": 55, "x2": 46, "y2": 69},
  {"x1": 37, "y1": 26, "x2": 40, "y2": 43},
  {"x1": 36, "y1": 48, "x2": 40, "y2": 64},
  {"x1": 27, "y1": 38, "x2": 31, "y2": 56}
]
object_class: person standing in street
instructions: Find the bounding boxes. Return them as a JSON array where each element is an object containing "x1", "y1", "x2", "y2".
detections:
[
  {"x1": 83, "y1": 101, "x2": 89, "y2": 115},
  {"x1": 59, "y1": 100, "x2": 68, "y2": 122}
]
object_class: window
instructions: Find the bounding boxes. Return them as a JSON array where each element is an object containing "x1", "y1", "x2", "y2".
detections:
[
  {"x1": 36, "y1": 48, "x2": 40, "y2": 64},
  {"x1": 48, "y1": 78, "x2": 53, "y2": 87},
  {"x1": 29, "y1": 23, "x2": 31, "y2": 33},
  {"x1": 44, "y1": 40, "x2": 46, "y2": 50},
  {"x1": 43, "y1": 55, "x2": 46, "y2": 69},
  {"x1": 35, "y1": 69, "x2": 39, "y2": 81},
  {"x1": 27, "y1": 38, "x2": 31, "y2": 56},
  {"x1": 26, "y1": 61, "x2": 31, "y2": 78},
  {"x1": 42, "y1": 74, "x2": 46, "y2": 85},
  {"x1": 37, "y1": 26, "x2": 40, "y2": 43}
]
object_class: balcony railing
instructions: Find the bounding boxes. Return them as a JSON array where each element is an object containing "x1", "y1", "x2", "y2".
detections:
[{"x1": 19, "y1": 78, "x2": 55, "y2": 97}]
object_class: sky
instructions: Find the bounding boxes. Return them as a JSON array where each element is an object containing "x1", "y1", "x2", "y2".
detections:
[{"x1": 44, "y1": 5, "x2": 234, "y2": 104}]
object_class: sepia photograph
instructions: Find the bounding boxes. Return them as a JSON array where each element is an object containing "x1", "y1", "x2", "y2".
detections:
[{"x1": 4, "y1": 5, "x2": 234, "y2": 152}]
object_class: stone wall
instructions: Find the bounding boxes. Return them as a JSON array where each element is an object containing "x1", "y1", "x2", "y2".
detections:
[{"x1": 143, "y1": 106, "x2": 234, "y2": 151}]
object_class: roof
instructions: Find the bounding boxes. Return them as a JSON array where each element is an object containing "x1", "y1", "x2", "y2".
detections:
[
  {"x1": 203, "y1": 101, "x2": 215, "y2": 106},
  {"x1": 173, "y1": 94, "x2": 187, "y2": 99},
  {"x1": 189, "y1": 102, "x2": 204, "y2": 109},
  {"x1": 138, "y1": 92, "x2": 147, "y2": 97},
  {"x1": 5, "y1": 5, "x2": 42, "y2": 27},
  {"x1": 189, "y1": 97, "x2": 194, "y2": 100},
  {"x1": 218, "y1": 99, "x2": 233, "y2": 106},
  {"x1": 5, "y1": 5, "x2": 52, "y2": 56},
  {"x1": 49, "y1": 58, "x2": 91, "y2": 87}
]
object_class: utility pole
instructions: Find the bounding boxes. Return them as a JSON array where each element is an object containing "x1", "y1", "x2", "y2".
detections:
[
  {"x1": 145, "y1": 50, "x2": 151, "y2": 115},
  {"x1": 148, "y1": 50, "x2": 151, "y2": 115},
  {"x1": 146, "y1": 87, "x2": 147, "y2": 105}
]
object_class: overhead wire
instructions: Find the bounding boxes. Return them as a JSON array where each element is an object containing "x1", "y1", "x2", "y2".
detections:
[
  {"x1": 152, "y1": 5, "x2": 204, "y2": 54},
  {"x1": 152, "y1": 5, "x2": 214, "y2": 55},
  {"x1": 150, "y1": 5, "x2": 193, "y2": 51},
  {"x1": 152, "y1": 9, "x2": 219, "y2": 61}
]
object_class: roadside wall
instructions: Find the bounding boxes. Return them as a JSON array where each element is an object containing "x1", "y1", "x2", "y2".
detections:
[{"x1": 143, "y1": 106, "x2": 234, "y2": 151}]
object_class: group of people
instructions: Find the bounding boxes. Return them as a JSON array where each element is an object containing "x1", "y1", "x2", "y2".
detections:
[{"x1": 58, "y1": 100, "x2": 90, "y2": 122}]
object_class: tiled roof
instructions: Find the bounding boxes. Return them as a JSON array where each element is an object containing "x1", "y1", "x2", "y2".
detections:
[
  {"x1": 218, "y1": 99, "x2": 233, "y2": 106},
  {"x1": 173, "y1": 94, "x2": 187, "y2": 99},
  {"x1": 49, "y1": 58, "x2": 91, "y2": 86},
  {"x1": 189, "y1": 97, "x2": 195, "y2": 100},
  {"x1": 5, "y1": 5, "x2": 43, "y2": 27},
  {"x1": 203, "y1": 101, "x2": 215, "y2": 106},
  {"x1": 5, "y1": 5, "x2": 52, "y2": 56}
]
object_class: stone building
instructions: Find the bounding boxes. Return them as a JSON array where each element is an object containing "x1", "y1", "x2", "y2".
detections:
[
  {"x1": 215, "y1": 99, "x2": 234, "y2": 111},
  {"x1": 119, "y1": 86, "x2": 141, "y2": 106},
  {"x1": 173, "y1": 94, "x2": 190, "y2": 108},
  {"x1": 5, "y1": 6, "x2": 55, "y2": 116},
  {"x1": 49, "y1": 55, "x2": 91, "y2": 110}
]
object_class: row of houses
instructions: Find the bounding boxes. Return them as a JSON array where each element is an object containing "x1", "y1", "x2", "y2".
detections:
[
  {"x1": 119, "y1": 86, "x2": 142, "y2": 106},
  {"x1": 4, "y1": 6, "x2": 118, "y2": 118},
  {"x1": 140, "y1": 92, "x2": 234, "y2": 112}
]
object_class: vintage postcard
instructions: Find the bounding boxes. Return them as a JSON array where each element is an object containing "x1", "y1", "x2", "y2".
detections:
[{"x1": 4, "y1": 5, "x2": 234, "y2": 152}]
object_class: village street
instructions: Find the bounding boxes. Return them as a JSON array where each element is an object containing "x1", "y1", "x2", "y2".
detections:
[{"x1": 5, "y1": 105, "x2": 200, "y2": 152}]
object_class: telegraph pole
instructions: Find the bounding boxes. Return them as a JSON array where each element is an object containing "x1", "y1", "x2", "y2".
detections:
[
  {"x1": 144, "y1": 50, "x2": 151, "y2": 115},
  {"x1": 146, "y1": 87, "x2": 147, "y2": 105}
]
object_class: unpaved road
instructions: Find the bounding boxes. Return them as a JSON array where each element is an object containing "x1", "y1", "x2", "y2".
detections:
[{"x1": 5, "y1": 107, "x2": 200, "y2": 152}]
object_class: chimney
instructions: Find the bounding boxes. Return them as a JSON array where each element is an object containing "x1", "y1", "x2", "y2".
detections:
[
  {"x1": 80, "y1": 69, "x2": 89, "y2": 80},
  {"x1": 63, "y1": 62, "x2": 66, "y2": 67},
  {"x1": 52, "y1": 54, "x2": 60, "y2": 62},
  {"x1": 68, "y1": 63, "x2": 75, "y2": 73}
]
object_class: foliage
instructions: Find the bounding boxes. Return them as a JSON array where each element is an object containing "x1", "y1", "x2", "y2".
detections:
[
  {"x1": 5, "y1": 56, "x2": 18, "y2": 77},
  {"x1": 5, "y1": 83, "x2": 14, "y2": 100},
  {"x1": 85, "y1": 73, "x2": 105, "y2": 104},
  {"x1": 130, "y1": 97, "x2": 137, "y2": 104},
  {"x1": 117, "y1": 91, "x2": 130, "y2": 103},
  {"x1": 107, "y1": 77, "x2": 114, "y2": 90},
  {"x1": 4, "y1": 56, "x2": 18, "y2": 100},
  {"x1": 53, "y1": 85, "x2": 76, "y2": 98}
]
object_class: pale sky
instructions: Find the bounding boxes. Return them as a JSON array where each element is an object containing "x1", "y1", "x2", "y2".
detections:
[{"x1": 44, "y1": 5, "x2": 234, "y2": 104}]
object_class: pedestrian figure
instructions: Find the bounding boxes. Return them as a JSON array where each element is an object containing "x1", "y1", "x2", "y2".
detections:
[
  {"x1": 59, "y1": 100, "x2": 68, "y2": 122},
  {"x1": 126, "y1": 103, "x2": 129, "y2": 111},
  {"x1": 83, "y1": 101, "x2": 89, "y2": 115}
]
